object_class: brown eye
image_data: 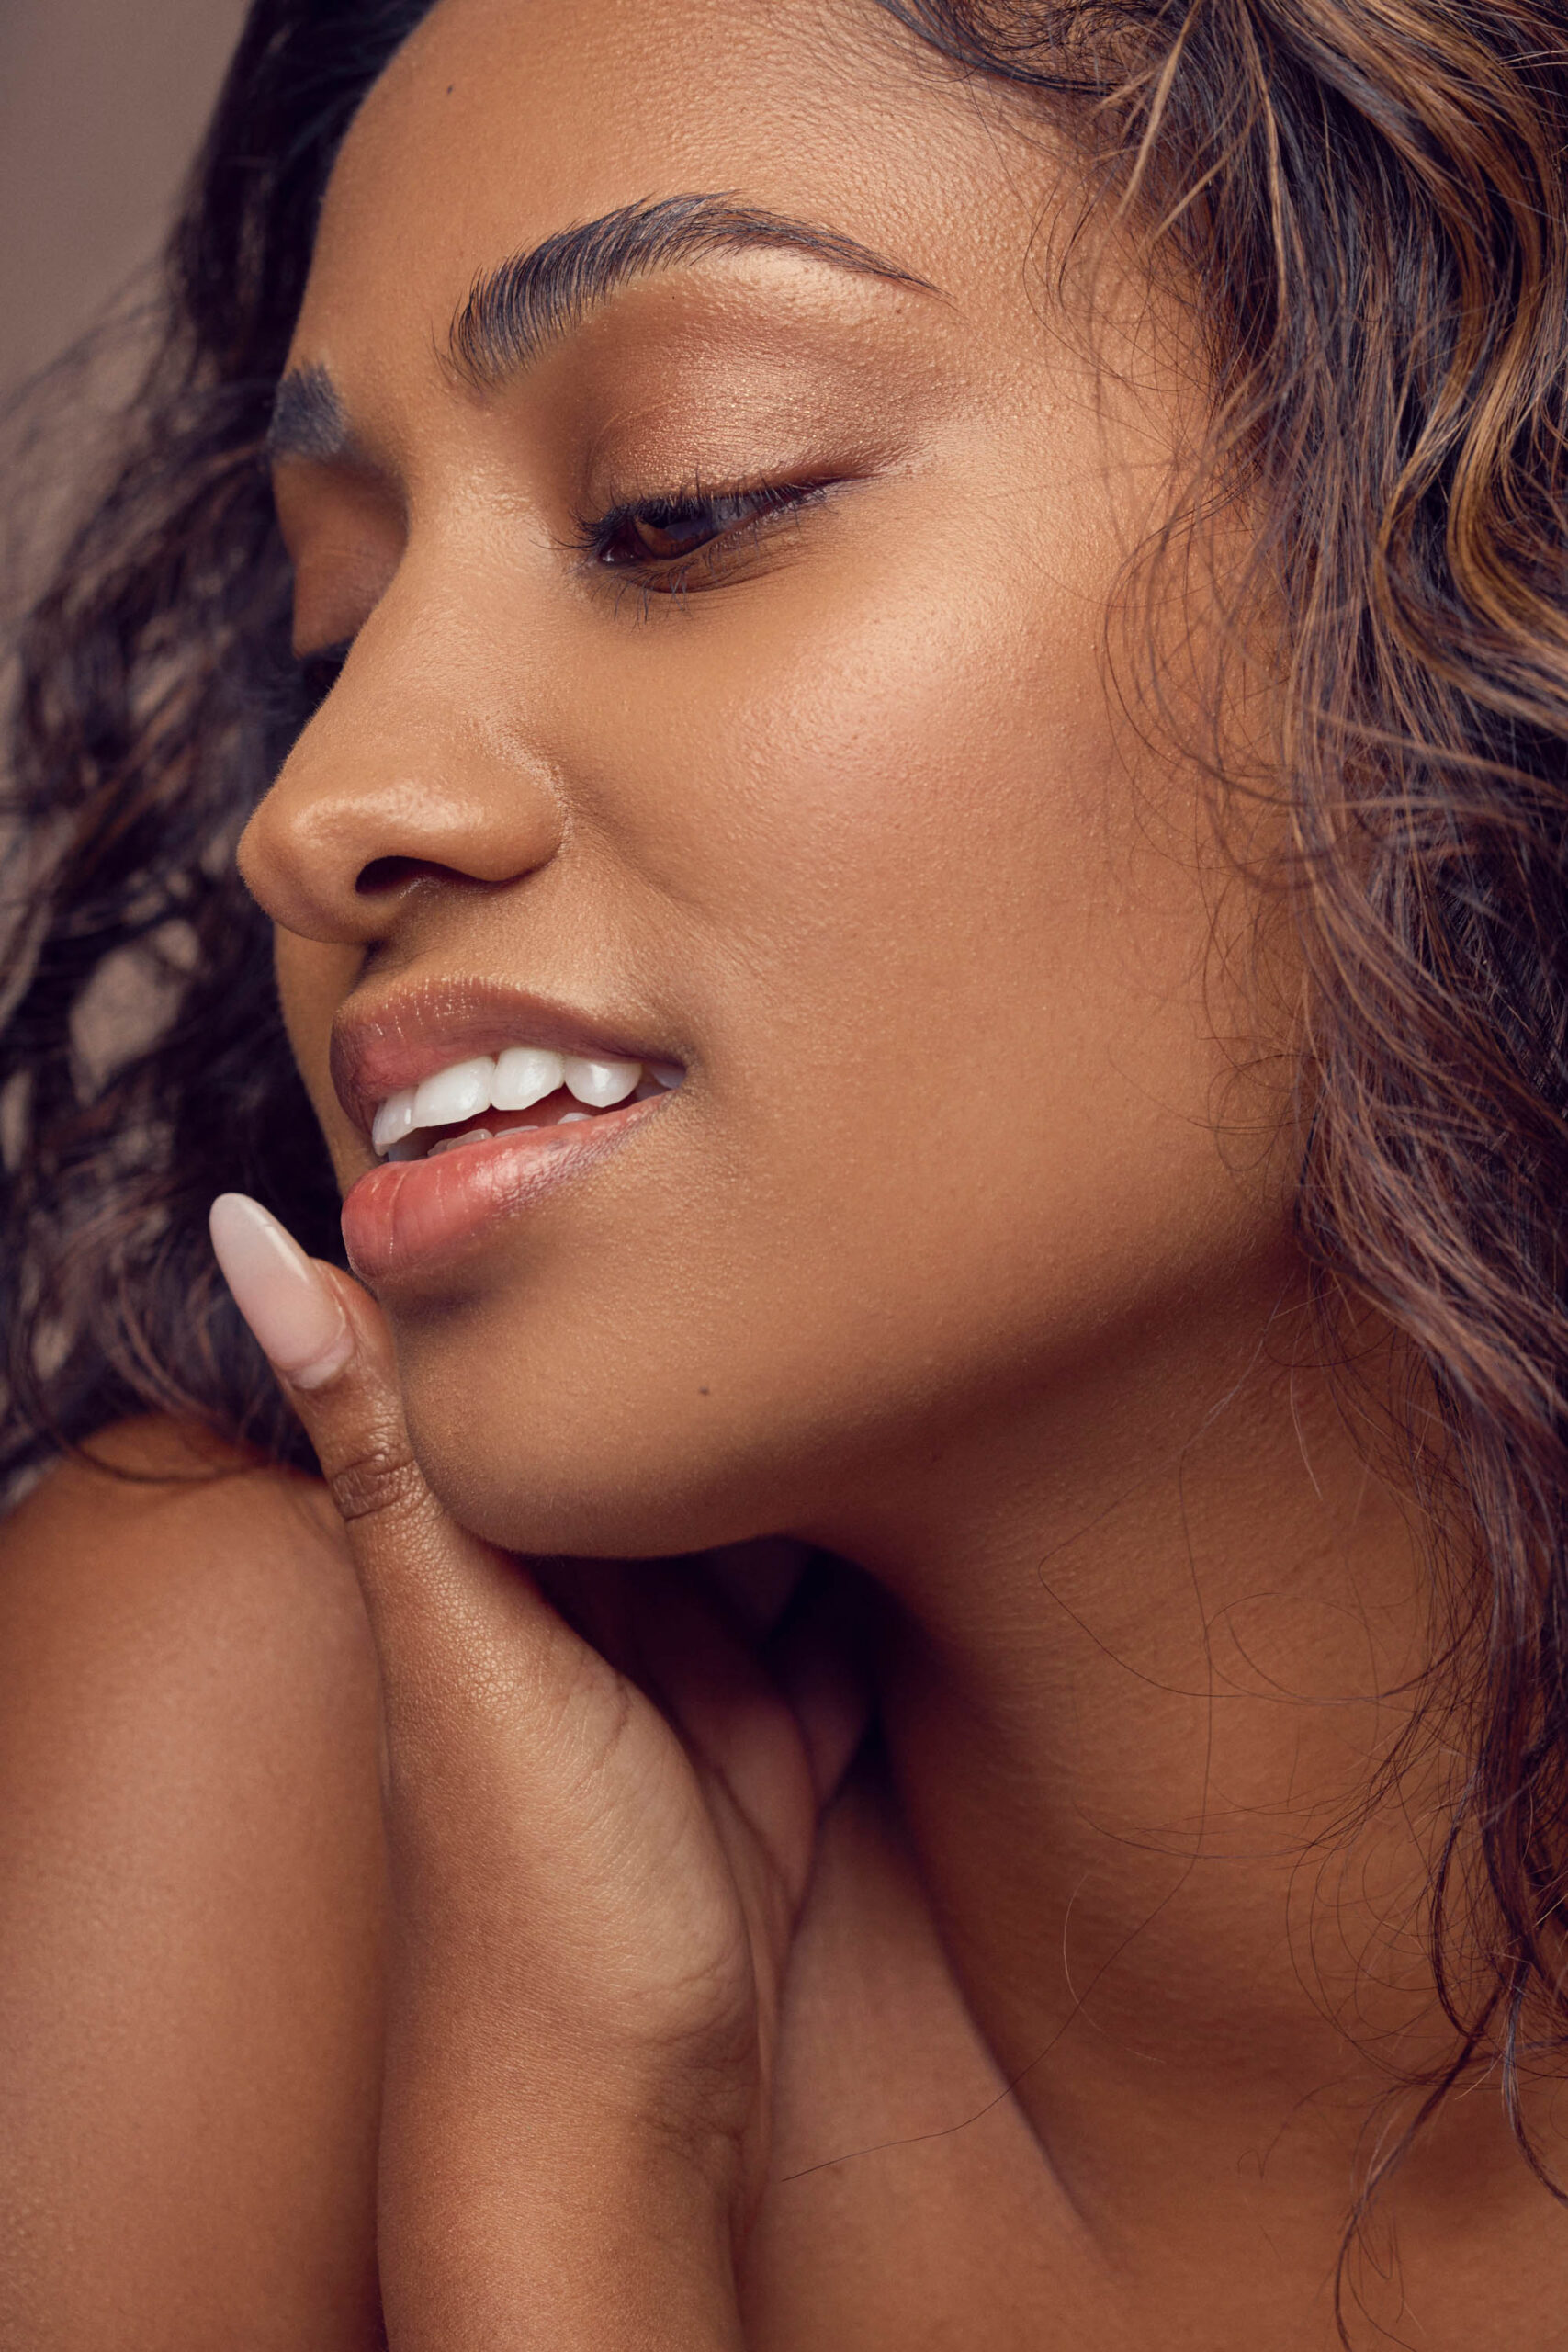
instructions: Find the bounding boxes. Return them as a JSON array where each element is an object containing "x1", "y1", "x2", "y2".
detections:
[
  {"x1": 592, "y1": 482, "x2": 813, "y2": 571},
  {"x1": 626, "y1": 505, "x2": 737, "y2": 560}
]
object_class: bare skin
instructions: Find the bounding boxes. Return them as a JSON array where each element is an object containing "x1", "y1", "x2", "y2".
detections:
[
  {"x1": 6, "y1": 0, "x2": 1568, "y2": 2346},
  {"x1": 0, "y1": 1421, "x2": 385, "y2": 2350}
]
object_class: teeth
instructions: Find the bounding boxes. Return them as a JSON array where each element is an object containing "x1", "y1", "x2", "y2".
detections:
[
  {"x1": 429, "y1": 1127, "x2": 494, "y2": 1157},
  {"x1": 412, "y1": 1057, "x2": 494, "y2": 1130},
  {"x1": 491, "y1": 1046, "x2": 565, "y2": 1110},
  {"x1": 561, "y1": 1055, "x2": 641, "y2": 1108},
  {"x1": 371, "y1": 1088, "x2": 418, "y2": 1155},
  {"x1": 372, "y1": 1045, "x2": 681, "y2": 1157}
]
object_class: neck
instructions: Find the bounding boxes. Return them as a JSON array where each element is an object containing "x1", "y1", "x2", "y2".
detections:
[{"x1": 820, "y1": 1252, "x2": 1540, "y2": 2268}]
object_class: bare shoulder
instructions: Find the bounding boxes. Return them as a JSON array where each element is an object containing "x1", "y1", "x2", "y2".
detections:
[
  {"x1": 0, "y1": 1419, "x2": 386, "y2": 2351},
  {"x1": 4, "y1": 1406, "x2": 355, "y2": 1634},
  {"x1": 0, "y1": 1414, "x2": 373, "y2": 1728}
]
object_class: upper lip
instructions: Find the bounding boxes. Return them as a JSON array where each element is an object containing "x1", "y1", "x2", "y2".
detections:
[{"x1": 330, "y1": 976, "x2": 682, "y2": 1145}]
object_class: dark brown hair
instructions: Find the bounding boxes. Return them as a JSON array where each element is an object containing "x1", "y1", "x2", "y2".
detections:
[{"x1": 5, "y1": 1, "x2": 1567, "y2": 2326}]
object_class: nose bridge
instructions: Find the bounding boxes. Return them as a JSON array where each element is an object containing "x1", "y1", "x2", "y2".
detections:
[{"x1": 238, "y1": 558, "x2": 566, "y2": 944}]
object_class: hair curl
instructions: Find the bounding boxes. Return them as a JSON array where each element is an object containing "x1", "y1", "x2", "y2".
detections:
[{"x1": 5, "y1": 1, "x2": 1567, "y2": 2328}]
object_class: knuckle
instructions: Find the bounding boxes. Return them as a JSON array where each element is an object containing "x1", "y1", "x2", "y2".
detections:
[{"x1": 325, "y1": 1430, "x2": 427, "y2": 1531}]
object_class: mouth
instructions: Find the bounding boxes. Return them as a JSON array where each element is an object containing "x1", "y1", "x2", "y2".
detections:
[
  {"x1": 368, "y1": 1046, "x2": 682, "y2": 1162},
  {"x1": 332, "y1": 988, "x2": 687, "y2": 1285}
]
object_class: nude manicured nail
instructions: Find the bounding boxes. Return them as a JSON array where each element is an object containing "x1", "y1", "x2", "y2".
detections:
[{"x1": 209, "y1": 1193, "x2": 353, "y2": 1389}]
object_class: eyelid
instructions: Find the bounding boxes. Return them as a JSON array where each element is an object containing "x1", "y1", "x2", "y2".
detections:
[{"x1": 572, "y1": 473, "x2": 840, "y2": 590}]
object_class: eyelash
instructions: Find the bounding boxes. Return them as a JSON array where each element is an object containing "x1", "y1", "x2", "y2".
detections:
[{"x1": 573, "y1": 476, "x2": 831, "y2": 593}]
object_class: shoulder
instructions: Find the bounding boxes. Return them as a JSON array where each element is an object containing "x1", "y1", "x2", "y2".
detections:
[
  {"x1": 0, "y1": 1413, "x2": 374, "y2": 1737},
  {"x1": 0, "y1": 1419, "x2": 386, "y2": 2349}
]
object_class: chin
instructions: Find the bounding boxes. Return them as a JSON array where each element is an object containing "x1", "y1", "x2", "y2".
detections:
[{"x1": 389, "y1": 1323, "x2": 806, "y2": 1562}]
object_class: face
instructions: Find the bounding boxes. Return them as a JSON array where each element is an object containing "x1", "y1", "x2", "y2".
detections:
[{"x1": 239, "y1": 0, "x2": 1293, "y2": 1559}]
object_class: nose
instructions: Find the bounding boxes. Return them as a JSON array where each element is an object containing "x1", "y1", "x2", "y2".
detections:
[{"x1": 238, "y1": 606, "x2": 565, "y2": 945}]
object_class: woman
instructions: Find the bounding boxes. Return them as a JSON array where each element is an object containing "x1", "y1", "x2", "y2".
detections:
[{"x1": 3, "y1": 0, "x2": 1565, "y2": 2342}]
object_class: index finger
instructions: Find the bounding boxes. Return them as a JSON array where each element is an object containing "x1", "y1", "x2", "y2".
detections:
[{"x1": 206, "y1": 1192, "x2": 570, "y2": 1722}]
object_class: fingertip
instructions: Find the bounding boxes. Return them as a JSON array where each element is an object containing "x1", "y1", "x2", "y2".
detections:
[{"x1": 209, "y1": 1193, "x2": 355, "y2": 1390}]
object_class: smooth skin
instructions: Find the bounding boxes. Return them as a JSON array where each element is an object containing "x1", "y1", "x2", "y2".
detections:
[{"x1": 6, "y1": 0, "x2": 1568, "y2": 2345}]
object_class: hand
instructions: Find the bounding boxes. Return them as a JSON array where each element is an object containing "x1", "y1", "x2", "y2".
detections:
[{"x1": 209, "y1": 1194, "x2": 869, "y2": 2352}]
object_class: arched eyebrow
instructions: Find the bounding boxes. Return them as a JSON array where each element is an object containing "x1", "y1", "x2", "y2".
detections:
[
  {"x1": 267, "y1": 193, "x2": 936, "y2": 461},
  {"x1": 447, "y1": 193, "x2": 937, "y2": 384}
]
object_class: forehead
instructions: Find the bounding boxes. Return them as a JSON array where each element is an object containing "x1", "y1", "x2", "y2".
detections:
[{"x1": 299, "y1": 0, "x2": 1050, "y2": 360}]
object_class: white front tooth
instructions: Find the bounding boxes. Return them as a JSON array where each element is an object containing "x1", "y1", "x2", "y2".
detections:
[
  {"x1": 429, "y1": 1127, "x2": 494, "y2": 1157},
  {"x1": 412, "y1": 1057, "x2": 494, "y2": 1131},
  {"x1": 372, "y1": 1088, "x2": 417, "y2": 1155},
  {"x1": 491, "y1": 1046, "x2": 565, "y2": 1110},
  {"x1": 561, "y1": 1055, "x2": 641, "y2": 1108}
]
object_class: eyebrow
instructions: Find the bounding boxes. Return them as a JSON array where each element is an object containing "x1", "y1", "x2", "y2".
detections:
[
  {"x1": 267, "y1": 192, "x2": 934, "y2": 462},
  {"x1": 266, "y1": 362, "x2": 351, "y2": 463}
]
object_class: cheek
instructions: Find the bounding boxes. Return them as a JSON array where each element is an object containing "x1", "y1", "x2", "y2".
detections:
[
  {"x1": 623, "y1": 503, "x2": 1235, "y2": 1227},
  {"x1": 711, "y1": 545, "x2": 1266, "y2": 1324},
  {"x1": 389, "y1": 534, "x2": 1288, "y2": 1558}
]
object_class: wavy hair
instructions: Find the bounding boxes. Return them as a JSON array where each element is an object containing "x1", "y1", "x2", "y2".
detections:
[{"x1": 4, "y1": 1, "x2": 1567, "y2": 2327}]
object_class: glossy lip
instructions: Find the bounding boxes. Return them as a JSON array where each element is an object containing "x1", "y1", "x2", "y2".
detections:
[
  {"x1": 330, "y1": 973, "x2": 684, "y2": 1146},
  {"x1": 341, "y1": 1090, "x2": 672, "y2": 1286}
]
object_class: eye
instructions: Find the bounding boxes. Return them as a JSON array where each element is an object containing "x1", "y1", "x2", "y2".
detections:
[{"x1": 585, "y1": 480, "x2": 824, "y2": 579}]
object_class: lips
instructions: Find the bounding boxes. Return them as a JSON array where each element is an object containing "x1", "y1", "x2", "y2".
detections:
[
  {"x1": 330, "y1": 975, "x2": 683, "y2": 1148},
  {"x1": 330, "y1": 976, "x2": 685, "y2": 1285},
  {"x1": 340, "y1": 1093, "x2": 667, "y2": 1283}
]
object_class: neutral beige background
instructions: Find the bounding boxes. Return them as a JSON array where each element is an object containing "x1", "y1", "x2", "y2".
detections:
[{"x1": 0, "y1": 0, "x2": 250, "y2": 399}]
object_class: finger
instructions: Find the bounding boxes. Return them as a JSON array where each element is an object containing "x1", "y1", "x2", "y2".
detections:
[
  {"x1": 206, "y1": 1193, "x2": 597, "y2": 1769},
  {"x1": 701, "y1": 1538, "x2": 813, "y2": 1641},
  {"x1": 764, "y1": 1561, "x2": 877, "y2": 1811},
  {"x1": 209, "y1": 1189, "x2": 683, "y2": 2003},
  {"x1": 209, "y1": 1189, "x2": 356, "y2": 1392},
  {"x1": 621, "y1": 1562, "x2": 818, "y2": 1900},
  {"x1": 208, "y1": 1198, "x2": 754, "y2": 2335},
  {"x1": 635, "y1": 1552, "x2": 874, "y2": 1831}
]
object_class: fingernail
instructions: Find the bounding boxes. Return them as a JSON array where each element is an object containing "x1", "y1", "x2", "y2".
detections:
[{"x1": 209, "y1": 1193, "x2": 354, "y2": 1390}]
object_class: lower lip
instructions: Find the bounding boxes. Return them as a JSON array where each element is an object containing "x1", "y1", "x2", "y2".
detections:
[{"x1": 340, "y1": 1096, "x2": 664, "y2": 1284}]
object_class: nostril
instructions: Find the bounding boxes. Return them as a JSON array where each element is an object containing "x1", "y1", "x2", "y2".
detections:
[{"x1": 355, "y1": 855, "x2": 450, "y2": 896}]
